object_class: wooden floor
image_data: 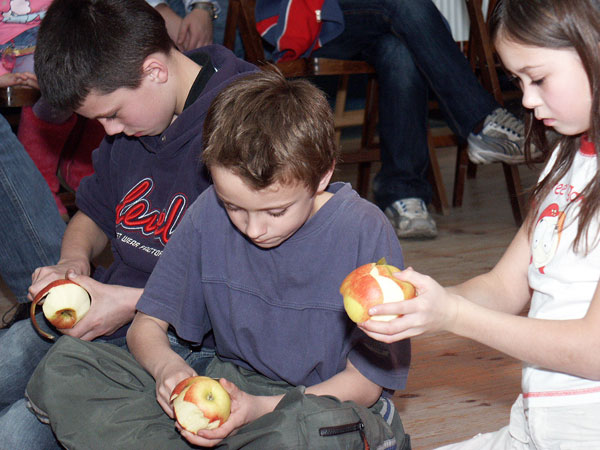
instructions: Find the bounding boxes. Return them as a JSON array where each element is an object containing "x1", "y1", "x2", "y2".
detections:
[{"x1": 0, "y1": 140, "x2": 541, "y2": 450}]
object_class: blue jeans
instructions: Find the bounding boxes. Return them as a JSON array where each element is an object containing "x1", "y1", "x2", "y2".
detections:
[
  {"x1": 0, "y1": 114, "x2": 65, "y2": 302},
  {"x1": 312, "y1": 0, "x2": 499, "y2": 209},
  {"x1": 0, "y1": 316, "x2": 215, "y2": 448}
]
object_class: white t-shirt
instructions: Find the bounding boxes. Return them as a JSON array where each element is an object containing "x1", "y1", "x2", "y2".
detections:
[{"x1": 525, "y1": 138, "x2": 600, "y2": 407}]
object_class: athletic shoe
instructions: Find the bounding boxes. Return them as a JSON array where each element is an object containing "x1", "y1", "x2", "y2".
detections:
[
  {"x1": 467, "y1": 107, "x2": 541, "y2": 164},
  {"x1": 1, "y1": 301, "x2": 30, "y2": 329},
  {"x1": 384, "y1": 198, "x2": 438, "y2": 239}
]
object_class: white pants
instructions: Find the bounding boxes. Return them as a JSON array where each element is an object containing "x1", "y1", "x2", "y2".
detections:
[{"x1": 436, "y1": 395, "x2": 600, "y2": 450}]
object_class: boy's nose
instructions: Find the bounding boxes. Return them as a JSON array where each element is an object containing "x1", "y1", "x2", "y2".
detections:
[
  {"x1": 98, "y1": 119, "x2": 124, "y2": 136},
  {"x1": 245, "y1": 215, "x2": 266, "y2": 240}
]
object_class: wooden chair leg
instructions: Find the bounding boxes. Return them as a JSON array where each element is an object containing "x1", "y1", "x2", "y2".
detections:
[
  {"x1": 356, "y1": 162, "x2": 372, "y2": 198},
  {"x1": 333, "y1": 75, "x2": 350, "y2": 147},
  {"x1": 353, "y1": 74, "x2": 379, "y2": 199},
  {"x1": 428, "y1": 130, "x2": 450, "y2": 216},
  {"x1": 452, "y1": 142, "x2": 469, "y2": 207}
]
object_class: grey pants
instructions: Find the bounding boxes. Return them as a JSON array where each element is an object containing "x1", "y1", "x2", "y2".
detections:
[{"x1": 27, "y1": 336, "x2": 410, "y2": 450}]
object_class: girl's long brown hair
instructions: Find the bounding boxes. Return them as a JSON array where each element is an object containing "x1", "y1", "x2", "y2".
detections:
[{"x1": 490, "y1": 0, "x2": 600, "y2": 254}]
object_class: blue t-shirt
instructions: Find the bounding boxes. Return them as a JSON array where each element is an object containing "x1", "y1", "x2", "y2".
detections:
[{"x1": 137, "y1": 182, "x2": 411, "y2": 390}]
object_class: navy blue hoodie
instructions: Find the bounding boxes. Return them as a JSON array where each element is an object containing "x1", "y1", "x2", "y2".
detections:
[{"x1": 75, "y1": 45, "x2": 255, "y2": 337}]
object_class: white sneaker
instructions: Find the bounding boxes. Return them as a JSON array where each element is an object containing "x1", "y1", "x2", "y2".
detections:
[
  {"x1": 384, "y1": 198, "x2": 437, "y2": 239},
  {"x1": 467, "y1": 107, "x2": 542, "y2": 164}
]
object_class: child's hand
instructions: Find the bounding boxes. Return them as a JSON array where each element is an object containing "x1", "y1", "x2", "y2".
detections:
[
  {"x1": 29, "y1": 258, "x2": 91, "y2": 302},
  {"x1": 56, "y1": 274, "x2": 141, "y2": 341},
  {"x1": 179, "y1": 379, "x2": 280, "y2": 447},
  {"x1": 0, "y1": 72, "x2": 39, "y2": 88},
  {"x1": 177, "y1": 8, "x2": 213, "y2": 51},
  {"x1": 358, "y1": 267, "x2": 460, "y2": 343},
  {"x1": 157, "y1": 366, "x2": 198, "y2": 419}
]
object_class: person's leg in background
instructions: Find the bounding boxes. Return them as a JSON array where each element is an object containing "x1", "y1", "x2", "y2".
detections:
[
  {"x1": 4, "y1": 29, "x2": 83, "y2": 219},
  {"x1": 369, "y1": 35, "x2": 438, "y2": 238},
  {"x1": 0, "y1": 114, "x2": 65, "y2": 315},
  {"x1": 313, "y1": 0, "x2": 439, "y2": 238},
  {"x1": 212, "y1": 0, "x2": 245, "y2": 57},
  {"x1": 383, "y1": 0, "x2": 532, "y2": 165}
]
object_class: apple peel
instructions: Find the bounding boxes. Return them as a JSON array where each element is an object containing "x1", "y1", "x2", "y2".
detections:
[
  {"x1": 170, "y1": 376, "x2": 231, "y2": 433},
  {"x1": 30, "y1": 279, "x2": 91, "y2": 340},
  {"x1": 340, "y1": 258, "x2": 416, "y2": 323}
]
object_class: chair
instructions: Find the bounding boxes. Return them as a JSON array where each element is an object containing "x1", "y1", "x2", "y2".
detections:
[
  {"x1": 463, "y1": 0, "x2": 526, "y2": 225},
  {"x1": 223, "y1": 0, "x2": 381, "y2": 199}
]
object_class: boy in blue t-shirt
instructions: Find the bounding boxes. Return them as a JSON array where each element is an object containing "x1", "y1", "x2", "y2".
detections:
[{"x1": 27, "y1": 69, "x2": 412, "y2": 449}]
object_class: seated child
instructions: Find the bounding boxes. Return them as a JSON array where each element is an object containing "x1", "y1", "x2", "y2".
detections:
[
  {"x1": 26, "y1": 68, "x2": 412, "y2": 449},
  {"x1": 359, "y1": 0, "x2": 600, "y2": 447}
]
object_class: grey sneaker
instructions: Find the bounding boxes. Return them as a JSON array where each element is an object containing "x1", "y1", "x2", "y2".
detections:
[
  {"x1": 467, "y1": 107, "x2": 541, "y2": 164},
  {"x1": 384, "y1": 198, "x2": 438, "y2": 239}
]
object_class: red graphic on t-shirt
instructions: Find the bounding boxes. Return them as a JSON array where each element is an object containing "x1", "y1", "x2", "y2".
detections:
[{"x1": 115, "y1": 178, "x2": 187, "y2": 245}]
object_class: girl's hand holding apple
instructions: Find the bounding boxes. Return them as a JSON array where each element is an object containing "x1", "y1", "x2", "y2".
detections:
[{"x1": 358, "y1": 267, "x2": 461, "y2": 344}]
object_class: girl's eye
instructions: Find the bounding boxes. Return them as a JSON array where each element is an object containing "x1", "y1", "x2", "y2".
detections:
[
  {"x1": 269, "y1": 209, "x2": 286, "y2": 217},
  {"x1": 531, "y1": 78, "x2": 544, "y2": 86}
]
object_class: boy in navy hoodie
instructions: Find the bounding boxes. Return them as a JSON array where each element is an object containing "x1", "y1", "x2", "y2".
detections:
[
  {"x1": 0, "y1": 0, "x2": 255, "y2": 447},
  {"x1": 26, "y1": 69, "x2": 412, "y2": 449}
]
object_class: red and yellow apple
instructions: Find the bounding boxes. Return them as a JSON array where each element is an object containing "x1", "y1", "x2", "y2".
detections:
[
  {"x1": 340, "y1": 259, "x2": 416, "y2": 323},
  {"x1": 170, "y1": 376, "x2": 231, "y2": 433},
  {"x1": 30, "y1": 279, "x2": 91, "y2": 340}
]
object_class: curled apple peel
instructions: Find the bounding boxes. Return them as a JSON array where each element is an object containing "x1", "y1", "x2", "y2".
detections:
[
  {"x1": 30, "y1": 279, "x2": 91, "y2": 340},
  {"x1": 340, "y1": 259, "x2": 416, "y2": 323},
  {"x1": 170, "y1": 376, "x2": 231, "y2": 433}
]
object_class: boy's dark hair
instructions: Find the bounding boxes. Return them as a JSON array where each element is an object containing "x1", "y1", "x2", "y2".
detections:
[
  {"x1": 202, "y1": 68, "x2": 339, "y2": 193},
  {"x1": 34, "y1": 0, "x2": 175, "y2": 111}
]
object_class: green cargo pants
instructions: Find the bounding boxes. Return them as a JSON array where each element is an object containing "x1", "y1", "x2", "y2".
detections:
[{"x1": 27, "y1": 336, "x2": 411, "y2": 450}]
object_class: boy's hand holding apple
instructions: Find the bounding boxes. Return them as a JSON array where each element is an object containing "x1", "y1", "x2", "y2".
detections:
[
  {"x1": 176, "y1": 377, "x2": 284, "y2": 448},
  {"x1": 30, "y1": 278, "x2": 91, "y2": 340},
  {"x1": 29, "y1": 257, "x2": 91, "y2": 303}
]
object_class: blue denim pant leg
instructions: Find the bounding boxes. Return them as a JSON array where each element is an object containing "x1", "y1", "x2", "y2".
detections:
[
  {"x1": 0, "y1": 398, "x2": 60, "y2": 450},
  {"x1": 0, "y1": 115, "x2": 65, "y2": 302},
  {"x1": 168, "y1": 332, "x2": 216, "y2": 374},
  {"x1": 0, "y1": 318, "x2": 128, "y2": 448},
  {"x1": 0, "y1": 318, "x2": 54, "y2": 413},
  {"x1": 383, "y1": 0, "x2": 499, "y2": 137},
  {"x1": 313, "y1": 0, "x2": 499, "y2": 209}
]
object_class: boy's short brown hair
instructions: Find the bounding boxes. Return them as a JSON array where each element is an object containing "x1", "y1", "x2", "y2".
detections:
[{"x1": 202, "y1": 68, "x2": 339, "y2": 193}]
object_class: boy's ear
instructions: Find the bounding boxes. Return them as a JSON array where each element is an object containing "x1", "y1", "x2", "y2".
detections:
[
  {"x1": 316, "y1": 164, "x2": 336, "y2": 193},
  {"x1": 142, "y1": 56, "x2": 169, "y2": 84}
]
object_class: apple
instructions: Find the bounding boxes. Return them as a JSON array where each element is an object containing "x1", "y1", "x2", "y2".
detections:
[
  {"x1": 30, "y1": 279, "x2": 91, "y2": 340},
  {"x1": 170, "y1": 376, "x2": 231, "y2": 433},
  {"x1": 340, "y1": 259, "x2": 416, "y2": 323}
]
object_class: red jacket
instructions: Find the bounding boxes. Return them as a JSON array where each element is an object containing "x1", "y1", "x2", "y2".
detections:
[{"x1": 255, "y1": 0, "x2": 344, "y2": 62}]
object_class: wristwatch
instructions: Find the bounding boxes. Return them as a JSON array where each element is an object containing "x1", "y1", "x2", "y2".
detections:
[{"x1": 192, "y1": 2, "x2": 218, "y2": 20}]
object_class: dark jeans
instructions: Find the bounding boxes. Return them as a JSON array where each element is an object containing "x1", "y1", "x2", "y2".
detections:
[{"x1": 313, "y1": 0, "x2": 499, "y2": 209}]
